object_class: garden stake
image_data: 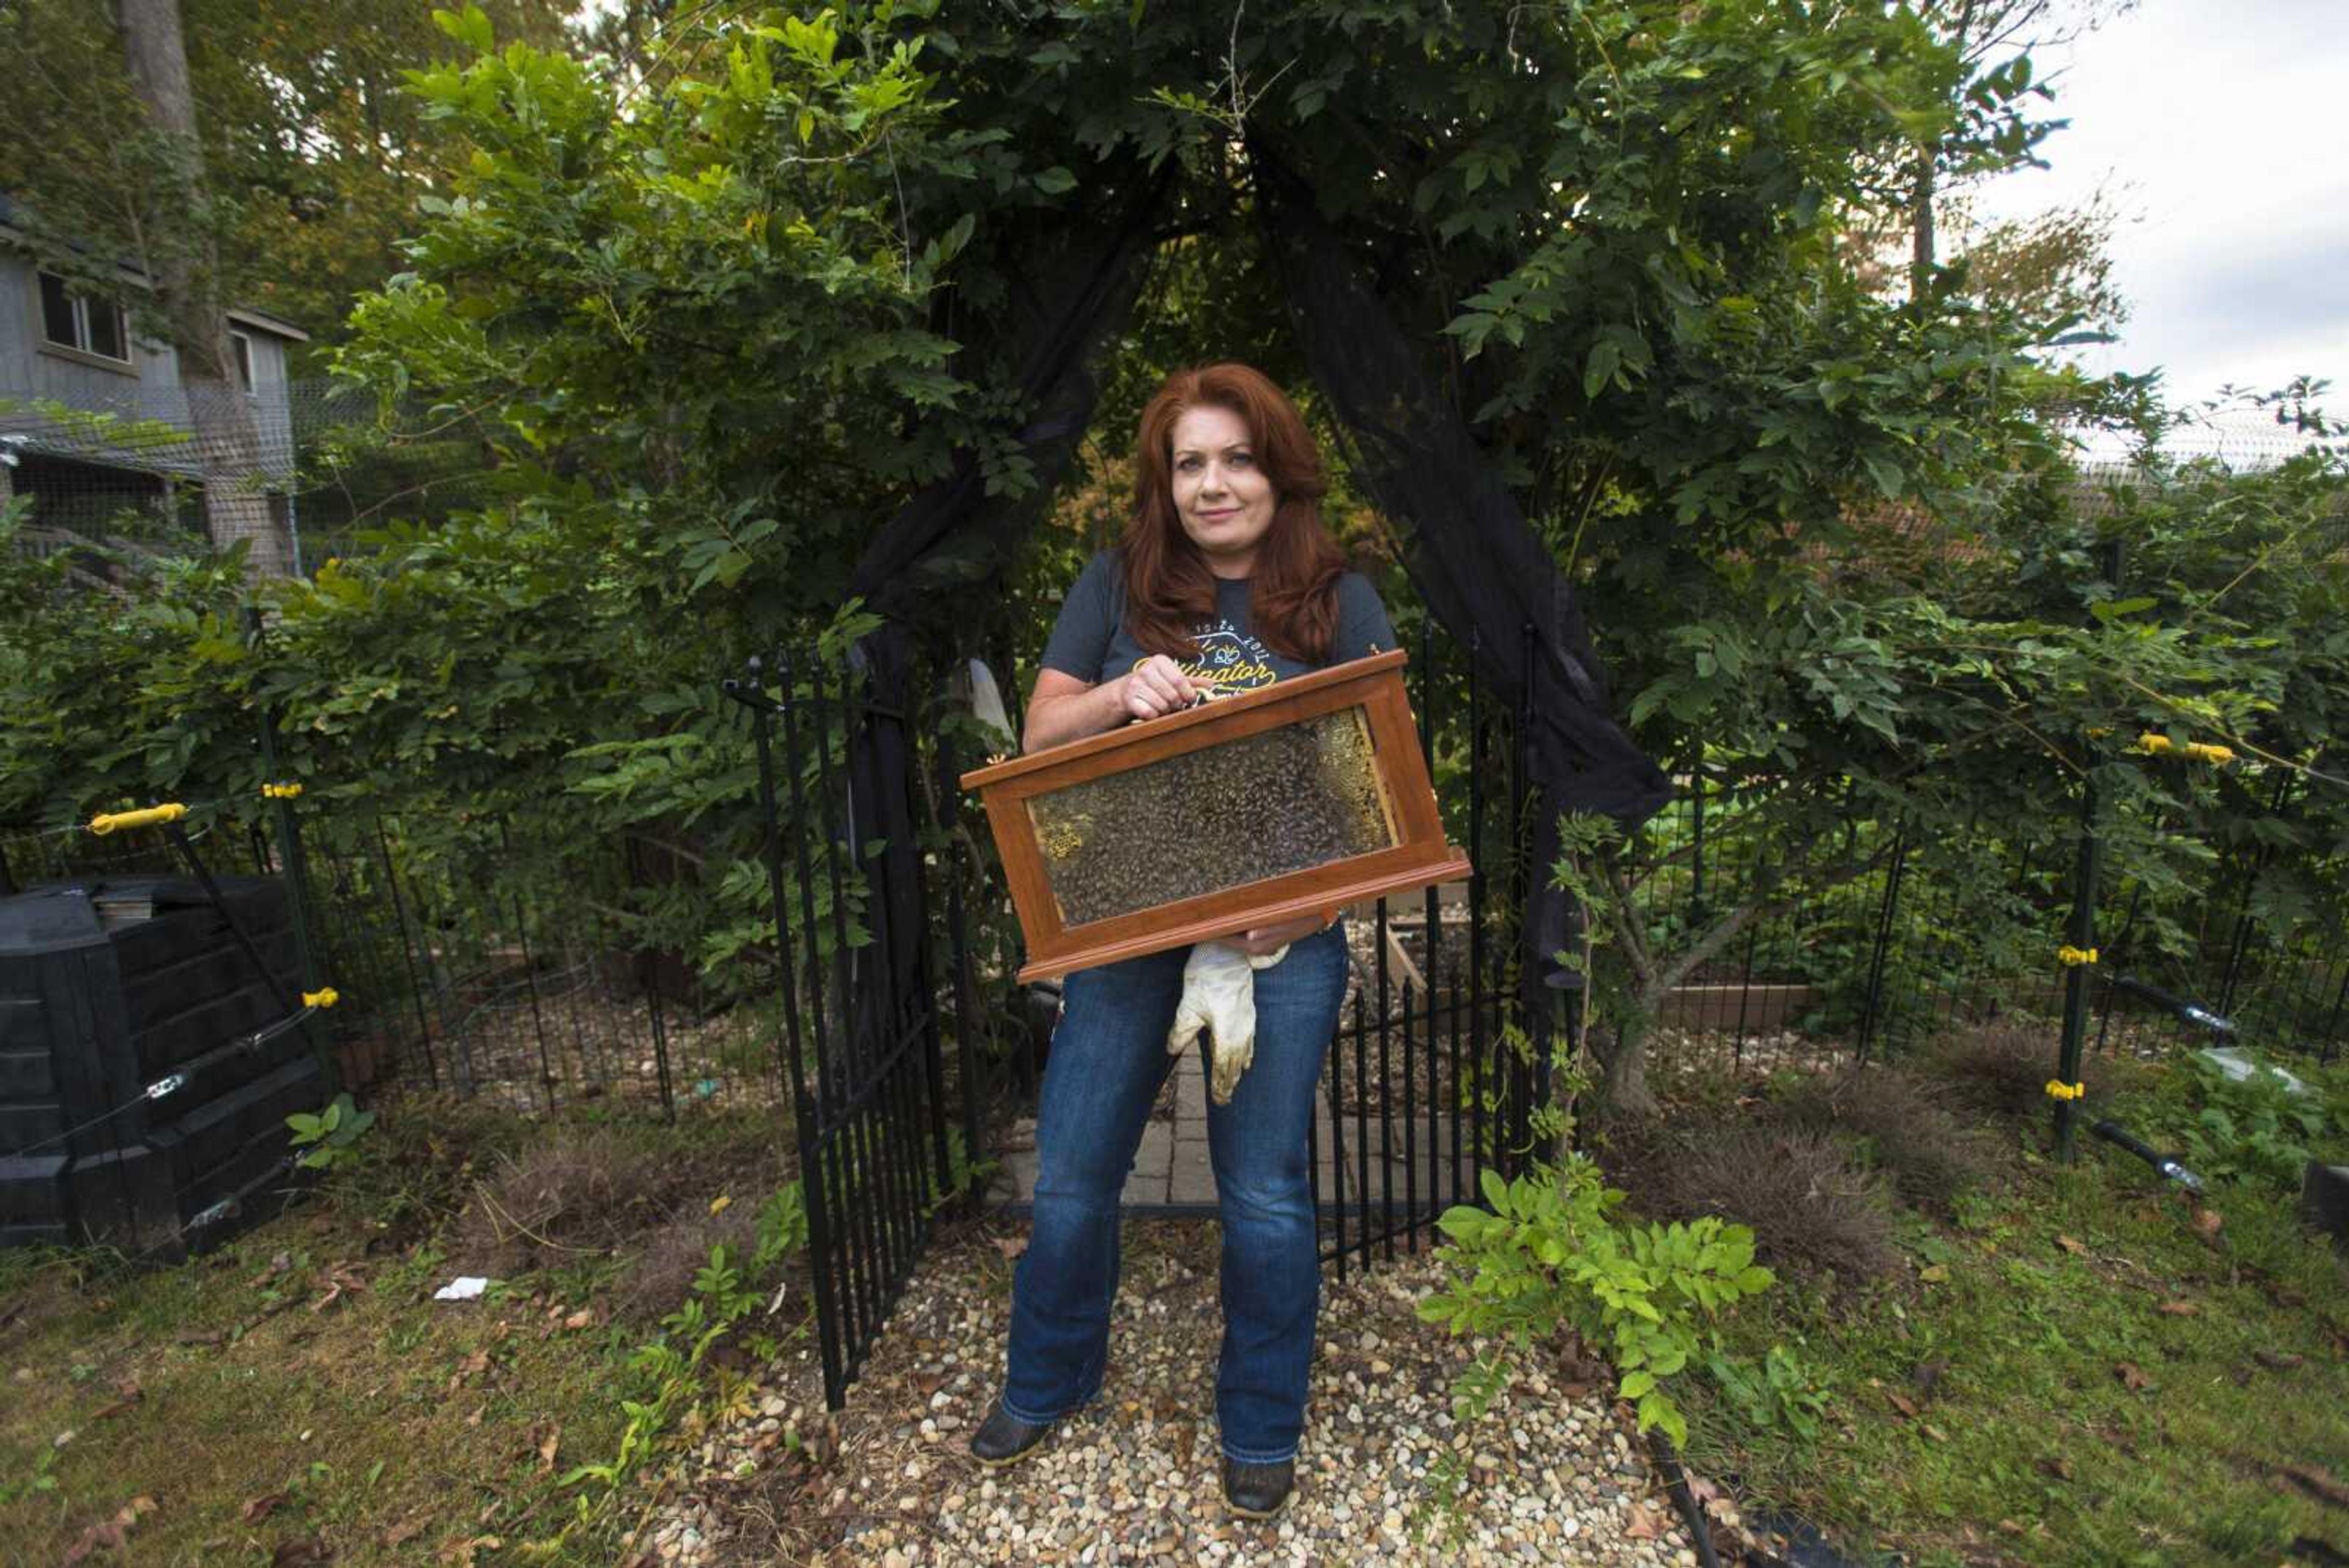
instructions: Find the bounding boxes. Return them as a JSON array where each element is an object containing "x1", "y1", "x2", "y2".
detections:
[
  {"x1": 2055, "y1": 775, "x2": 2102, "y2": 1164},
  {"x1": 248, "y1": 607, "x2": 336, "y2": 1097}
]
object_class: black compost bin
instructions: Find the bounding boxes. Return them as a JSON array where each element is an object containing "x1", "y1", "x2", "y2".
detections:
[{"x1": 0, "y1": 875, "x2": 325, "y2": 1258}]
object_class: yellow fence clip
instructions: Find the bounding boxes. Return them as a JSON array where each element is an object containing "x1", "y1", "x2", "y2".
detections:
[
  {"x1": 302, "y1": 987, "x2": 340, "y2": 1009},
  {"x1": 88, "y1": 803, "x2": 188, "y2": 836},
  {"x1": 2057, "y1": 945, "x2": 2099, "y2": 967},
  {"x1": 262, "y1": 782, "x2": 305, "y2": 800},
  {"x1": 2134, "y1": 732, "x2": 2235, "y2": 765},
  {"x1": 2044, "y1": 1079, "x2": 2085, "y2": 1102}
]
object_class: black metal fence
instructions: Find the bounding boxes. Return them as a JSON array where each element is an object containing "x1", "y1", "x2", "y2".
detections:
[{"x1": 1620, "y1": 765, "x2": 2348, "y2": 1082}]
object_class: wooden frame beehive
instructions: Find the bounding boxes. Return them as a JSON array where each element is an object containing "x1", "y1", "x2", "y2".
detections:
[{"x1": 960, "y1": 649, "x2": 1472, "y2": 981}]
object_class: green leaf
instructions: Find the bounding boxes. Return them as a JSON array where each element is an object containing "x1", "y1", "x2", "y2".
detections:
[
  {"x1": 1584, "y1": 338, "x2": 1622, "y2": 400},
  {"x1": 1033, "y1": 166, "x2": 1078, "y2": 195},
  {"x1": 1860, "y1": 450, "x2": 1906, "y2": 500},
  {"x1": 432, "y1": 6, "x2": 494, "y2": 54}
]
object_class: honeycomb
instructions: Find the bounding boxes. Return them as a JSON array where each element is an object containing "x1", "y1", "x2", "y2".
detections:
[{"x1": 1027, "y1": 705, "x2": 1395, "y2": 927}]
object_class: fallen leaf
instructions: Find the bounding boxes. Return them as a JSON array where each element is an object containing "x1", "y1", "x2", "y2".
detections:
[
  {"x1": 61, "y1": 1496, "x2": 157, "y2": 1564},
  {"x1": 535, "y1": 1423, "x2": 560, "y2": 1473},
  {"x1": 446, "y1": 1348, "x2": 491, "y2": 1393},
  {"x1": 1922, "y1": 1424, "x2": 1950, "y2": 1443},
  {"x1": 2156, "y1": 1300, "x2": 2199, "y2": 1317},
  {"x1": 990, "y1": 1233, "x2": 1028, "y2": 1261},
  {"x1": 440, "y1": 1533, "x2": 503, "y2": 1566},
  {"x1": 1683, "y1": 1473, "x2": 1722, "y2": 1507},
  {"x1": 2038, "y1": 1455, "x2": 2076, "y2": 1482},
  {"x1": 2254, "y1": 1350, "x2": 2306, "y2": 1372},
  {"x1": 242, "y1": 1492, "x2": 288, "y2": 1523},
  {"x1": 1997, "y1": 1518, "x2": 2025, "y2": 1536},
  {"x1": 381, "y1": 1518, "x2": 425, "y2": 1548},
  {"x1": 2191, "y1": 1207, "x2": 2224, "y2": 1240},
  {"x1": 1885, "y1": 1390, "x2": 1921, "y2": 1419},
  {"x1": 1624, "y1": 1503, "x2": 1661, "y2": 1540},
  {"x1": 2115, "y1": 1361, "x2": 2153, "y2": 1391},
  {"x1": 563, "y1": 1309, "x2": 596, "y2": 1332},
  {"x1": 2055, "y1": 1235, "x2": 2087, "y2": 1255},
  {"x1": 1917, "y1": 1264, "x2": 1949, "y2": 1283},
  {"x1": 89, "y1": 1390, "x2": 143, "y2": 1423}
]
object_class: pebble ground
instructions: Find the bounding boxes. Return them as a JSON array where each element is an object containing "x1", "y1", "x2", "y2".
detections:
[{"x1": 629, "y1": 1218, "x2": 1709, "y2": 1566}]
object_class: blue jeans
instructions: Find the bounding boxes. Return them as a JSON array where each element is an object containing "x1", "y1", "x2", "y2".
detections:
[{"x1": 1000, "y1": 923, "x2": 1349, "y2": 1464}]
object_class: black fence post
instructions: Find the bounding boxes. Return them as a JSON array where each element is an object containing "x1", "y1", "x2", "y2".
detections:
[
  {"x1": 373, "y1": 814, "x2": 439, "y2": 1089},
  {"x1": 2055, "y1": 776, "x2": 2102, "y2": 1162},
  {"x1": 246, "y1": 608, "x2": 336, "y2": 1099},
  {"x1": 1855, "y1": 824, "x2": 1911, "y2": 1063}
]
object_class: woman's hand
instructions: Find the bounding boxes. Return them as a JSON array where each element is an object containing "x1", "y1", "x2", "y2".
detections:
[
  {"x1": 1231, "y1": 913, "x2": 1330, "y2": 957},
  {"x1": 1118, "y1": 654, "x2": 1197, "y2": 721}
]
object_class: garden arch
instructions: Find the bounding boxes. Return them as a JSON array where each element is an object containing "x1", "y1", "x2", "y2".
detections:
[{"x1": 776, "y1": 128, "x2": 1669, "y2": 1406}]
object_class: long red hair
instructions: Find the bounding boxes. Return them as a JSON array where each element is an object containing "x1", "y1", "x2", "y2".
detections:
[{"x1": 1119, "y1": 363, "x2": 1349, "y2": 663}]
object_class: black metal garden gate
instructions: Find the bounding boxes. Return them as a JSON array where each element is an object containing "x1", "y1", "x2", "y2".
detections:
[
  {"x1": 727, "y1": 642, "x2": 977, "y2": 1412},
  {"x1": 1309, "y1": 617, "x2": 1557, "y2": 1277},
  {"x1": 724, "y1": 617, "x2": 1563, "y2": 1408}
]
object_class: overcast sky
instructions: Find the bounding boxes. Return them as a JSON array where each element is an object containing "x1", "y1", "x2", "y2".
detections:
[{"x1": 1971, "y1": 0, "x2": 2349, "y2": 425}]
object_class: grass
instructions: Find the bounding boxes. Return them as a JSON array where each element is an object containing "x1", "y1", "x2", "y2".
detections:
[
  {"x1": 0, "y1": 1098, "x2": 798, "y2": 1566},
  {"x1": 1665, "y1": 1052, "x2": 2349, "y2": 1567}
]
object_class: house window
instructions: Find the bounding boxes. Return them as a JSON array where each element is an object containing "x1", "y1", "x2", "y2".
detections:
[
  {"x1": 37, "y1": 270, "x2": 130, "y2": 364},
  {"x1": 230, "y1": 330, "x2": 254, "y2": 393}
]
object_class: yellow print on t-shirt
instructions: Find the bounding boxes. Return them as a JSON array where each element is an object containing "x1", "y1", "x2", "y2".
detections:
[{"x1": 1132, "y1": 622, "x2": 1279, "y2": 700}]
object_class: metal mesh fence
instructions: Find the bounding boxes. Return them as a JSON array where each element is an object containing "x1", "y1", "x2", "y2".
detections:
[{"x1": 0, "y1": 377, "x2": 494, "y2": 573}]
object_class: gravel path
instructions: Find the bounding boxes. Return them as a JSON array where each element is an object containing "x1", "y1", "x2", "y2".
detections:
[{"x1": 631, "y1": 1217, "x2": 1707, "y2": 1566}]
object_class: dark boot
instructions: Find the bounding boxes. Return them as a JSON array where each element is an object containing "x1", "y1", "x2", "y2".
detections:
[
  {"x1": 968, "y1": 1401, "x2": 1056, "y2": 1468},
  {"x1": 1221, "y1": 1456, "x2": 1295, "y2": 1518}
]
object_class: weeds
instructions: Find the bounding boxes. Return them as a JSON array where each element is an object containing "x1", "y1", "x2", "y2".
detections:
[{"x1": 2132, "y1": 1048, "x2": 2341, "y2": 1191}]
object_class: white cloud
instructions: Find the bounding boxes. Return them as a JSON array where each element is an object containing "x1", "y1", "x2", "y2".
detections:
[{"x1": 1970, "y1": 0, "x2": 2349, "y2": 407}]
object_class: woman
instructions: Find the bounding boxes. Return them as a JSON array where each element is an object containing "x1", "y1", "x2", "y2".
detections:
[{"x1": 968, "y1": 363, "x2": 1394, "y2": 1519}]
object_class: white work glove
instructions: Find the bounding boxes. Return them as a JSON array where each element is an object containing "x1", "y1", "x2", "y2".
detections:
[{"x1": 1168, "y1": 939, "x2": 1291, "y2": 1104}]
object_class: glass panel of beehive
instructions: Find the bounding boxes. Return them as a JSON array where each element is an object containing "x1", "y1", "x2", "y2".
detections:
[{"x1": 1025, "y1": 705, "x2": 1397, "y2": 927}]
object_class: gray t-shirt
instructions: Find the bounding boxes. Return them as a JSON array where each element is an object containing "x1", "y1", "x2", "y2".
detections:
[{"x1": 1040, "y1": 550, "x2": 1397, "y2": 697}]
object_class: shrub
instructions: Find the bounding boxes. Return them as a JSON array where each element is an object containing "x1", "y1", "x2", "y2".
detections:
[
  {"x1": 1422, "y1": 1158, "x2": 1776, "y2": 1446},
  {"x1": 1917, "y1": 1021, "x2": 2078, "y2": 1121},
  {"x1": 454, "y1": 1129, "x2": 685, "y2": 1277},
  {"x1": 1636, "y1": 1125, "x2": 1901, "y2": 1284},
  {"x1": 1769, "y1": 1066, "x2": 1995, "y2": 1212}
]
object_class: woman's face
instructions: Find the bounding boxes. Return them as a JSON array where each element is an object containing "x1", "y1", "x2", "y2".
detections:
[{"x1": 1169, "y1": 403, "x2": 1277, "y2": 578}]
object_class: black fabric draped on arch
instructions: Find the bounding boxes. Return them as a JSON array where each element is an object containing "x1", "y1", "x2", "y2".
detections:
[
  {"x1": 840, "y1": 166, "x2": 1171, "y2": 1031},
  {"x1": 838, "y1": 147, "x2": 1666, "y2": 1000},
  {"x1": 1247, "y1": 138, "x2": 1671, "y2": 990}
]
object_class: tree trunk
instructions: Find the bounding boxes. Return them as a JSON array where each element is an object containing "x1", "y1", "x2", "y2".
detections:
[
  {"x1": 1909, "y1": 146, "x2": 1937, "y2": 304},
  {"x1": 115, "y1": 0, "x2": 291, "y2": 579},
  {"x1": 1592, "y1": 1017, "x2": 1658, "y2": 1121}
]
